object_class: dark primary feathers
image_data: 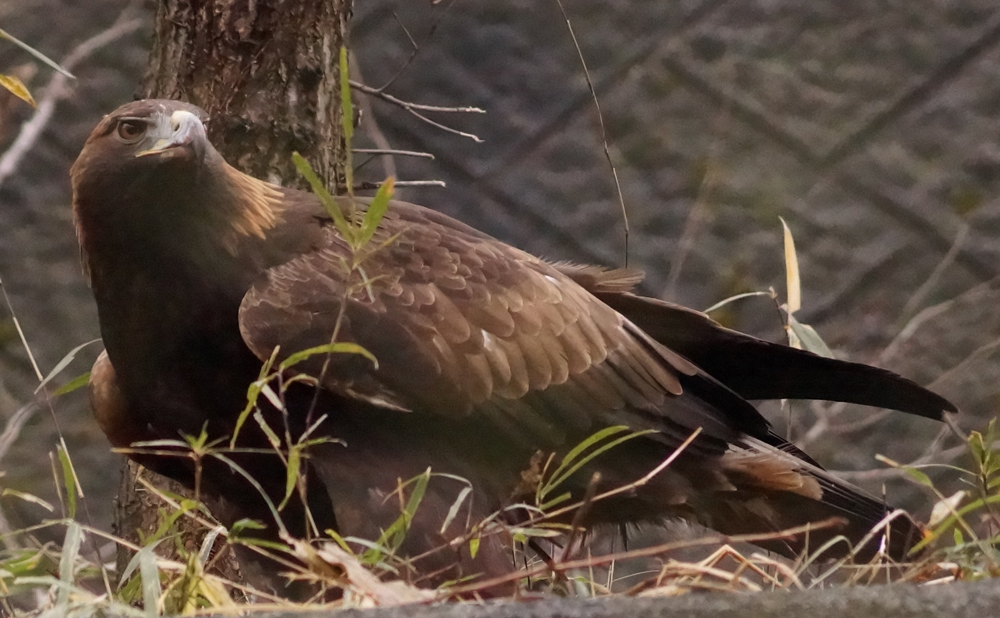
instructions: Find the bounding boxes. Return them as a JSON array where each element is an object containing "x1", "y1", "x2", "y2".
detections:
[{"x1": 72, "y1": 100, "x2": 955, "y2": 592}]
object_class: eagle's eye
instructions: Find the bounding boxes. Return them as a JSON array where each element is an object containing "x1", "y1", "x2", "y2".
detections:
[{"x1": 116, "y1": 119, "x2": 147, "y2": 143}]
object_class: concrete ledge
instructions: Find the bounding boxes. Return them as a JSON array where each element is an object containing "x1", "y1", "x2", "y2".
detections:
[{"x1": 225, "y1": 580, "x2": 997, "y2": 618}]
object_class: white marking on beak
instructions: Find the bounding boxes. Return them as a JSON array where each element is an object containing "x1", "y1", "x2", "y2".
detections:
[{"x1": 136, "y1": 110, "x2": 205, "y2": 157}]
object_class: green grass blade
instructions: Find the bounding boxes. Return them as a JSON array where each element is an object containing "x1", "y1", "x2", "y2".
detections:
[
  {"x1": 356, "y1": 177, "x2": 395, "y2": 247},
  {"x1": 57, "y1": 521, "x2": 82, "y2": 606},
  {"x1": 56, "y1": 442, "x2": 79, "y2": 519},
  {"x1": 137, "y1": 545, "x2": 162, "y2": 616},
  {"x1": 279, "y1": 341, "x2": 378, "y2": 371},
  {"x1": 278, "y1": 446, "x2": 301, "y2": 511},
  {"x1": 53, "y1": 371, "x2": 90, "y2": 396},
  {"x1": 788, "y1": 315, "x2": 834, "y2": 358},
  {"x1": 34, "y1": 338, "x2": 101, "y2": 394},
  {"x1": 292, "y1": 151, "x2": 355, "y2": 243},
  {"x1": 339, "y1": 46, "x2": 354, "y2": 196}
]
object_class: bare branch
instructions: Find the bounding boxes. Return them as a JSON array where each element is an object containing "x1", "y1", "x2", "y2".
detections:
[
  {"x1": 353, "y1": 148, "x2": 435, "y2": 159},
  {"x1": 554, "y1": 0, "x2": 630, "y2": 265},
  {"x1": 354, "y1": 180, "x2": 445, "y2": 191},
  {"x1": 350, "y1": 79, "x2": 485, "y2": 143},
  {"x1": 349, "y1": 80, "x2": 484, "y2": 114}
]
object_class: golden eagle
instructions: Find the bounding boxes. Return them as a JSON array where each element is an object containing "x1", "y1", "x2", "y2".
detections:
[{"x1": 72, "y1": 99, "x2": 954, "y2": 591}]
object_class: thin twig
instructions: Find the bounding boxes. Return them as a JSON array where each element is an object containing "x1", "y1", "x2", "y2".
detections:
[
  {"x1": 350, "y1": 79, "x2": 485, "y2": 143},
  {"x1": 554, "y1": 0, "x2": 630, "y2": 265},
  {"x1": 351, "y1": 54, "x2": 399, "y2": 180},
  {"x1": 898, "y1": 222, "x2": 969, "y2": 325},
  {"x1": 0, "y1": 275, "x2": 42, "y2": 380},
  {"x1": 354, "y1": 180, "x2": 445, "y2": 191},
  {"x1": 349, "y1": 80, "x2": 485, "y2": 114},
  {"x1": 353, "y1": 148, "x2": 435, "y2": 159},
  {"x1": 664, "y1": 107, "x2": 732, "y2": 299},
  {"x1": 375, "y1": 11, "x2": 420, "y2": 93}
]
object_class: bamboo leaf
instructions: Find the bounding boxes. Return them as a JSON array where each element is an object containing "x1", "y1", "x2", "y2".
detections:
[
  {"x1": 278, "y1": 446, "x2": 301, "y2": 511},
  {"x1": 230, "y1": 518, "x2": 266, "y2": 536},
  {"x1": 57, "y1": 521, "x2": 83, "y2": 607},
  {"x1": 0, "y1": 27, "x2": 74, "y2": 77},
  {"x1": 540, "y1": 426, "x2": 654, "y2": 501},
  {"x1": 292, "y1": 151, "x2": 355, "y2": 243},
  {"x1": 780, "y1": 217, "x2": 801, "y2": 314},
  {"x1": 252, "y1": 410, "x2": 282, "y2": 453},
  {"x1": 704, "y1": 291, "x2": 773, "y2": 314},
  {"x1": 34, "y1": 339, "x2": 101, "y2": 393},
  {"x1": 0, "y1": 73, "x2": 35, "y2": 107},
  {"x1": 198, "y1": 526, "x2": 226, "y2": 566},
  {"x1": 356, "y1": 177, "x2": 395, "y2": 247},
  {"x1": 788, "y1": 315, "x2": 834, "y2": 358},
  {"x1": 259, "y1": 383, "x2": 284, "y2": 412},
  {"x1": 138, "y1": 544, "x2": 162, "y2": 616},
  {"x1": 56, "y1": 442, "x2": 80, "y2": 519},
  {"x1": 440, "y1": 485, "x2": 472, "y2": 534},
  {"x1": 53, "y1": 371, "x2": 90, "y2": 396},
  {"x1": 2, "y1": 488, "x2": 54, "y2": 512},
  {"x1": 339, "y1": 46, "x2": 354, "y2": 196},
  {"x1": 279, "y1": 341, "x2": 378, "y2": 371}
]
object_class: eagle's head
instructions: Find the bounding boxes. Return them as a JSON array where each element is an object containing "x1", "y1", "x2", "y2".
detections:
[{"x1": 71, "y1": 99, "x2": 284, "y2": 275}]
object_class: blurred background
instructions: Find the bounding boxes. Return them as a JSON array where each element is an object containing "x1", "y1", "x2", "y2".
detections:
[{"x1": 1, "y1": 0, "x2": 998, "y2": 543}]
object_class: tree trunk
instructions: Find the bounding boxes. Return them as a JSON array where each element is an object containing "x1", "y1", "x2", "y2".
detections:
[{"x1": 113, "y1": 0, "x2": 352, "y2": 594}]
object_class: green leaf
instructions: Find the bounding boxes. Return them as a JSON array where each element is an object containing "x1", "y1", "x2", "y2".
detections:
[
  {"x1": 138, "y1": 544, "x2": 162, "y2": 616},
  {"x1": 468, "y1": 537, "x2": 480, "y2": 559},
  {"x1": 258, "y1": 382, "x2": 284, "y2": 411},
  {"x1": 56, "y1": 442, "x2": 79, "y2": 519},
  {"x1": 34, "y1": 339, "x2": 101, "y2": 394},
  {"x1": 540, "y1": 426, "x2": 654, "y2": 502},
  {"x1": 278, "y1": 446, "x2": 301, "y2": 511},
  {"x1": 373, "y1": 469, "x2": 430, "y2": 555},
  {"x1": 279, "y1": 341, "x2": 378, "y2": 371},
  {"x1": 0, "y1": 74, "x2": 35, "y2": 107},
  {"x1": 119, "y1": 538, "x2": 163, "y2": 587},
  {"x1": 0, "y1": 27, "x2": 74, "y2": 78},
  {"x1": 537, "y1": 491, "x2": 572, "y2": 512},
  {"x1": 704, "y1": 291, "x2": 773, "y2": 314},
  {"x1": 788, "y1": 315, "x2": 834, "y2": 358},
  {"x1": 292, "y1": 151, "x2": 355, "y2": 244},
  {"x1": 52, "y1": 371, "x2": 90, "y2": 396},
  {"x1": 2, "y1": 488, "x2": 54, "y2": 512},
  {"x1": 252, "y1": 410, "x2": 282, "y2": 452},
  {"x1": 440, "y1": 485, "x2": 472, "y2": 534},
  {"x1": 230, "y1": 518, "x2": 266, "y2": 537},
  {"x1": 875, "y1": 454, "x2": 934, "y2": 488},
  {"x1": 197, "y1": 526, "x2": 226, "y2": 566},
  {"x1": 57, "y1": 521, "x2": 82, "y2": 607},
  {"x1": 233, "y1": 348, "x2": 280, "y2": 448},
  {"x1": 339, "y1": 46, "x2": 354, "y2": 196},
  {"x1": 356, "y1": 177, "x2": 395, "y2": 247},
  {"x1": 146, "y1": 500, "x2": 198, "y2": 545}
]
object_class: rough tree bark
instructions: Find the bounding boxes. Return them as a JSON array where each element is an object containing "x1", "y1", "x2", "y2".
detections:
[{"x1": 112, "y1": 0, "x2": 352, "y2": 591}]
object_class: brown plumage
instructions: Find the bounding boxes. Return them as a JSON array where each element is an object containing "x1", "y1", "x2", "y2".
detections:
[{"x1": 72, "y1": 100, "x2": 955, "y2": 593}]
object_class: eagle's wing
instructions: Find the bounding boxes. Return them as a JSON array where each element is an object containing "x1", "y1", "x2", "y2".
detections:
[{"x1": 238, "y1": 197, "x2": 767, "y2": 453}]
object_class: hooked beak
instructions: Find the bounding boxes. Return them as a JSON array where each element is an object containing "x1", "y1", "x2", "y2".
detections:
[{"x1": 136, "y1": 110, "x2": 206, "y2": 157}]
